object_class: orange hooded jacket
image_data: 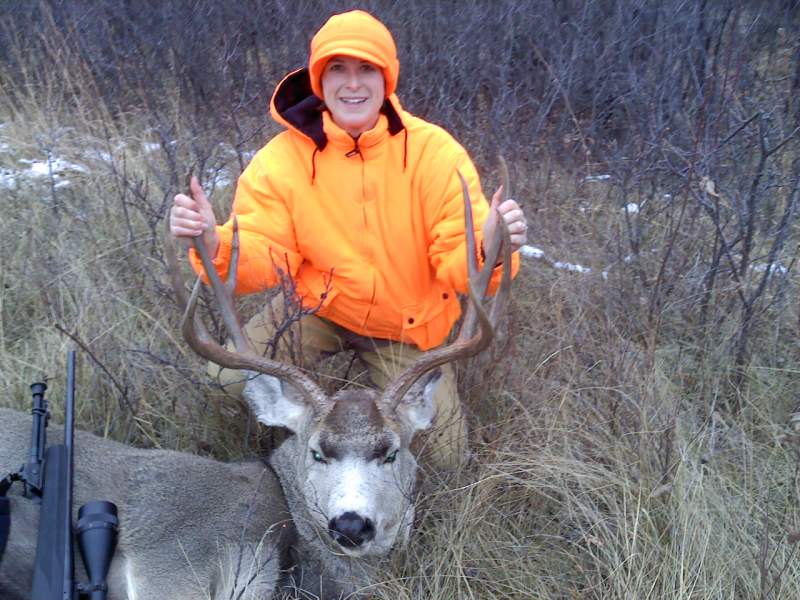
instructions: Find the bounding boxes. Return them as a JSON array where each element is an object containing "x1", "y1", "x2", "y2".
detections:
[{"x1": 191, "y1": 13, "x2": 519, "y2": 351}]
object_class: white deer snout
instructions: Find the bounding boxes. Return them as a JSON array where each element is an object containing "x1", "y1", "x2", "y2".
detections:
[
  {"x1": 325, "y1": 459, "x2": 382, "y2": 549},
  {"x1": 328, "y1": 459, "x2": 373, "y2": 515}
]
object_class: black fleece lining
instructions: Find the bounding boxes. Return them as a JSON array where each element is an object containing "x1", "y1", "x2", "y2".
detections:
[
  {"x1": 273, "y1": 69, "x2": 327, "y2": 150},
  {"x1": 272, "y1": 68, "x2": 406, "y2": 151},
  {"x1": 383, "y1": 99, "x2": 404, "y2": 137}
]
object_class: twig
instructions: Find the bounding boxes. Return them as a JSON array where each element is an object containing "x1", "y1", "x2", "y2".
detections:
[{"x1": 54, "y1": 323, "x2": 135, "y2": 416}]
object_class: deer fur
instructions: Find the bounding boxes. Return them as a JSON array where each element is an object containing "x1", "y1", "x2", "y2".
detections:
[
  {"x1": 0, "y1": 407, "x2": 292, "y2": 600},
  {"x1": 246, "y1": 370, "x2": 441, "y2": 598},
  {"x1": 0, "y1": 370, "x2": 439, "y2": 600}
]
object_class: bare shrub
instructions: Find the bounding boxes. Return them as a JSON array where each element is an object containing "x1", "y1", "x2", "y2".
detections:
[{"x1": 1, "y1": 1, "x2": 800, "y2": 598}]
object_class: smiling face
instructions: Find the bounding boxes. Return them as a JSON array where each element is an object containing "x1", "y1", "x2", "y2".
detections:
[{"x1": 321, "y1": 55, "x2": 385, "y2": 138}]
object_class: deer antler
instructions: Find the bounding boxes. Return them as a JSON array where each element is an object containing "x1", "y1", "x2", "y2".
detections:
[
  {"x1": 165, "y1": 218, "x2": 331, "y2": 410},
  {"x1": 381, "y1": 167, "x2": 513, "y2": 412}
]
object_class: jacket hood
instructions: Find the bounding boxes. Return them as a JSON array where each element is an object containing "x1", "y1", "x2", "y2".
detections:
[
  {"x1": 308, "y1": 10, "x2": 400, "y2": 99},
  {"x1": 270, "y1": 68, "x2": 405, "y2": 151}
]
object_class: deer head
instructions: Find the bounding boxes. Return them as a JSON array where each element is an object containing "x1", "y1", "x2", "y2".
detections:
[{"x1": 166, "y1": 170, "x2": 512, "y2": 559}]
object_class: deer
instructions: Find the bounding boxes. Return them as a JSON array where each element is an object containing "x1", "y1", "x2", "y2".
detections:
[
  {"x1": 0, "y1": 170, "x2": 511, "y2": 600},
  {"x1": 0, "y1": 407, "x2": 292, "y2": 600}
]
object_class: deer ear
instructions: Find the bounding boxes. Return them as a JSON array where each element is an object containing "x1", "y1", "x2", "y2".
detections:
[
  {"x1": 395, "y1": 368, "x2": 442, "y2": 433},
  {"x1": 243, "y1": 373, "x2": 312, "y2": 433}
]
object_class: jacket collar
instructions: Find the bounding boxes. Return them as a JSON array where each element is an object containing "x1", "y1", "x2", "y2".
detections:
[
  {"x1": 321, "y1": 111, "x2": 391, "y2": 151},
  {"x1": 270, "y1": 68, "x2": 405, "y2": 151}
]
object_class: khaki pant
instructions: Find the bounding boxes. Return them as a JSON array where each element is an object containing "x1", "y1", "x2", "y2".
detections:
[{"x1": 209, "y1": 295, "x2": 468, "y2": 470}]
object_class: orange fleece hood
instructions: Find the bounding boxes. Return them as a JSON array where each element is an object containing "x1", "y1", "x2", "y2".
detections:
[{"x1": 308, "y1": 10, "x2": 400, "y2": 99}]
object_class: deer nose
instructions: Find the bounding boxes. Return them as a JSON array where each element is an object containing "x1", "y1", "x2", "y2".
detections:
[{"x1": 328, "y1": 511, "x2": 375, "y2": 548}]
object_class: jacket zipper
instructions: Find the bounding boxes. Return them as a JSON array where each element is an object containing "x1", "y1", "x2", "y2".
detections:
[
  {"x1": 345, "y1": 138, "x2": 361, "y2": 158},
  {"x1": 344, "y1": 138, "x2": 366, "y2": 200},
  {"x1": 346, "y1": 138, "x2": 374, "y2": 328}
]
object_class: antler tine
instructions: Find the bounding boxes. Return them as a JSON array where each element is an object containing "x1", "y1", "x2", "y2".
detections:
[
  {"x1": 485, "y1": 155, "x2": 513, "y2": 330},
  {"x1": 382, "y1": 169, "x2": 512, "y2": 411},
  {"x1": 165, "y1": 217, "x2": 331, "y2": 410},
  {"x1": 498, "y1": 155, "x2": 510, "y2": 210},
  {"x1": 164, "y1": 218, "x2": 217, "y2": 352},
  {"x1": 456, "y1": 170, "x2": 507, "y2": 342},
  {"x1": 224, "y1": 216, "x2": 239, "y2": 298},
  {"x1": 491, "y1": 155, "x2": 512, "y2": 325},
  {"x1": 459, "y1": 170, "x2": 480, "y2": 285},
  {"x1": 191, "y1": 216, "x2": 252, "y2": 354},
  {"x1": 489, "y1": 211, "x2": 513, "y2": 326}
]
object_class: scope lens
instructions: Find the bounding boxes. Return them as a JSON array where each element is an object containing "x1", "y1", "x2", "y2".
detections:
[{"x1": 77, "y1": 499, "x2": 119, "y2": 597}]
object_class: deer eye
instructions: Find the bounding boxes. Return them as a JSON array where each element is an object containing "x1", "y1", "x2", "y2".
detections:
[
  {"x1": 311, "y1": 449, "x2": 327, "y2": 464},
  {"x1": 384, "y1": 450, "x2": 398, "y2": 464}
]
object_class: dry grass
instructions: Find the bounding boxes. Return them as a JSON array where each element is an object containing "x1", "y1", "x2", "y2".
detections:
[
  {"x1": 2, "y1": 5, "x2": 800, "y2": 598},
  {"x1": 2, "y1": 108, "x2": 799, "y2": 598}
]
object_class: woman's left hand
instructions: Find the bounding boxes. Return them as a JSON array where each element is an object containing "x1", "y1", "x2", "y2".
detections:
[{"x1": 482, "y1": 185, "x2": 528, "y2": 255}]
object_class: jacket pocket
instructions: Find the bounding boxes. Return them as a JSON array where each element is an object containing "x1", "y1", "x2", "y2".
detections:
[
  {"x1": 400, "y1": 285, "x2": 460, "y2": 350},
  {"x1": 297, "y1": 267, "x2": 340, "y2": 312}
]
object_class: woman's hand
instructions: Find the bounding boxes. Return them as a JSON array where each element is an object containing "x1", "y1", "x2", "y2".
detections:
[
  {"x1": 170, "y1": 176, "x2": 221, "y2": 257},
  {"x1": 481, "y1": 185, "x2": 527, "y2": 257}
]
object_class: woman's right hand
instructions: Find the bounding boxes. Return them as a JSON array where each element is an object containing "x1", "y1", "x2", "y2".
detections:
[{"x1": 170, "y1": 176, "x2": 221, "y2": 257}]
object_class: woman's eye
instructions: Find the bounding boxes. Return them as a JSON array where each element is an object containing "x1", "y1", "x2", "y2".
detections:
[
  {"x1": 360, "y1": 63, "x2": 376, "y2": 72},
  {"x1": 311, "y1": 449, "x2": 327, "y2": 464},
  {"x1": 384, "y1": 450, "x2": 398, "y2": 464}
]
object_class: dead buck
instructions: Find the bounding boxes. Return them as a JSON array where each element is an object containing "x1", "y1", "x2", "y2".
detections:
[
  {"x1": 0, "y1": 407, "x2": 292, "y2": 600},
  {"x1": 0, "y1": 170, "x2": 510, "y2": 600},
  {"x1": 170, "y1": 170, "x2": 512, "y2": 598}
]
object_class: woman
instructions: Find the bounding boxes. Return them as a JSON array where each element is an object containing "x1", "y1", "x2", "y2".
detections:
[{"x1": 170, "y1": 9, "x2": 528, "y2": 468}]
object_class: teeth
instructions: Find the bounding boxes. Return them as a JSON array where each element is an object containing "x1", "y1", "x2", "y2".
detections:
[{"x1": 340, "y1": 98, "x2": 366, "y2": 104}]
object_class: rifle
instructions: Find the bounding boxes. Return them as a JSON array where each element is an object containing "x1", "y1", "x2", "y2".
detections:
[{"x1": 0, "y1": 350, "x2": 118, "y2": 600}]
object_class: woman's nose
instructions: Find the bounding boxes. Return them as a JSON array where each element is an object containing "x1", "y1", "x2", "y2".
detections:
[{"x1": 345, "y1": 70, "x2": 360, "y2": 89}]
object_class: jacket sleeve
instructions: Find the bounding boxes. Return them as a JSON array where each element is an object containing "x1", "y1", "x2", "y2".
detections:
[
  {"x1": 424, "y1": 147, "x2": 520, "y2": 296},
  {"x1": 188, "y1": 149, "x2": 303, "y2": 295}
]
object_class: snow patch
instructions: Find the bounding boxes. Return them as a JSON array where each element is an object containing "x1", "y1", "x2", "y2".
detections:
[
  {"x1": 0, "y1": 169, "x2": 17, "y2": 189},
  {"x1": 19, "y1": 158, "x2": 88, "y2": 175},
  {"x1": 752, "y1": 263, "x2": 788, "y2": 275},
  {"x1": 554, "y1": 261, "x2": 591, "y2": 273},
  {"x1": 519, "y1": 245, "x2": 544, "y2": 259}
]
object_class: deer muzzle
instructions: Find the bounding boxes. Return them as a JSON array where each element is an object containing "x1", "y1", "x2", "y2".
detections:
[{"x1": 328, "y1": 511, "x2": 376, "y2": 548}]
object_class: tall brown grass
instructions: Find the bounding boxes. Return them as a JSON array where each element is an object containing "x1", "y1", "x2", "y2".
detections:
[{"x1": 1, "y1": 1, "x2": 799, "y2": 598}]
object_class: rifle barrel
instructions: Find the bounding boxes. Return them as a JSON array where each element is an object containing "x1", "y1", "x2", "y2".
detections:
[{"x1": 63, "y1": 350, "x2": 76, "y2": 599}]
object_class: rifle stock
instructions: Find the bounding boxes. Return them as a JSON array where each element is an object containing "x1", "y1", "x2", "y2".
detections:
[
  {"x1": 31, "y1": 444, "x2": 70, "y2": 600},
  {"x1": 0, "y1": 494, "x2": 9, "y2": 563}
]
